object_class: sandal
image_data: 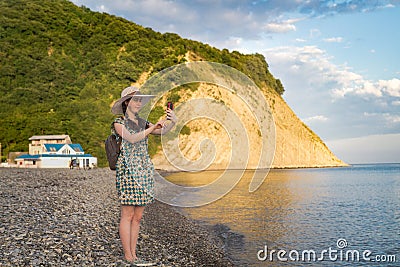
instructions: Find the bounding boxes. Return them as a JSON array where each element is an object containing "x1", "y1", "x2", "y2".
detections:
[
  {"x1": 132, "y1": 258, "x2": 156, "y2": 266},
  {"x1": 119, "y1": 258, "x2": 133, "y2": 266}
]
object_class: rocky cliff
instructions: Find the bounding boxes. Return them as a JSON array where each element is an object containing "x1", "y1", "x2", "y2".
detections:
[
  {"x1": 265, "y1": 87, "x2": 347, "y2": 168},
  {"x1": 150, "y1": 63, "x2": 347, "y2": 170}
]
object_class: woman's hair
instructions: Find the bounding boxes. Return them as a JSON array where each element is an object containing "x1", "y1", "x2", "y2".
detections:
[{"x1": 122, "y1": 98, "x2": 131, "y2": 115}]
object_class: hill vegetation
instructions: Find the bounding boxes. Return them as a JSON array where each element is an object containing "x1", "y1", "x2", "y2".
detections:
[{"x1": 0, "y1": 0, "x2": 284, "y2": 166}]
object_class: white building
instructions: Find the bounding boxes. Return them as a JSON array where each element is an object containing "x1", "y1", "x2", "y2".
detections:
[
  {"x1": 15, "y1": 136, "x2": 97, "y2": 169},
  {"x1": 29, "y1": 135, "x2": 72, "y2": 155}
]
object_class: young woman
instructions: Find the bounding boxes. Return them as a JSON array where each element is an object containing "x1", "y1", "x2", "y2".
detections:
[{"x1": 111, "y1": 86, "x2": 176, "y2": 266}]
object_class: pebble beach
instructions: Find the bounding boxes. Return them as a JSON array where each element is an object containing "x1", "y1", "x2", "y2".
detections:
[{"x1": 0, "y1": 168, "x2": 234, "y2": 266}]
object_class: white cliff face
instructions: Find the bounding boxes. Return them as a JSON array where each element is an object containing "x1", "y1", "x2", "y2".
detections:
[
  {"x1": 151, "y1": 82, "x2": 347, "y2": 171},
  {"x1": 264, "y1": 88, "x2": 347, "y2": 168}
]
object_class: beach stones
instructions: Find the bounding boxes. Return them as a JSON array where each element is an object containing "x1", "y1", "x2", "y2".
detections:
[{"x1": 0, "y1": 168, "x2": 233, "y2": 266}]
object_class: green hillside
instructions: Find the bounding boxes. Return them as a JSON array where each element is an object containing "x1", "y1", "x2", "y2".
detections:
[{"x1": 0, "y1": 0, "x2": 284, "y2": 166}]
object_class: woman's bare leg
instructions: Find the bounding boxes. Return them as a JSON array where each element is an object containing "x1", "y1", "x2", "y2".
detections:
[
  {"x1": 119, "y1": 205, "x2": 135, "y2": 261},
  {"x1": 131, "y1": 206, "x2": 145, "y2": 260}
]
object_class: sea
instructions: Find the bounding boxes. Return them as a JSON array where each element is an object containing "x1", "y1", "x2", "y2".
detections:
[{"x1": 166, "y1": 164, "x2": 400, "y2": 266}]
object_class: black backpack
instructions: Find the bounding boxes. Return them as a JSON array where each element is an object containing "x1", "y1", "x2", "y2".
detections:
[{"x1": 105, "y1": 134, "x2": 122, "y2": 170}]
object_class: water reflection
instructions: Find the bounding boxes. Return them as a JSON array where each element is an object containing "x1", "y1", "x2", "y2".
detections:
[
  {"x1": 166, "y1": 166, "x2": 400, "y2": 266},
  {"x1": 167, "y1": 170, "x2": 302, "y2": 265}
]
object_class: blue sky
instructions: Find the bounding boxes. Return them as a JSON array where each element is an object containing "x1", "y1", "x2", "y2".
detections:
[{"x1": 71, "y1": 0, "x2": 400, "y2": 163}]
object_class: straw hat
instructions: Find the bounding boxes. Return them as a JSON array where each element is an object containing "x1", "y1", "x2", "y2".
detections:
[{"x1": 111, "y1": 86, "x2": 155, "y2": 114}]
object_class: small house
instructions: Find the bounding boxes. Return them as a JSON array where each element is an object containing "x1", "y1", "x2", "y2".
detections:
[{"x1": 15, "y1": 135, "x2": 97, "y2": 169}]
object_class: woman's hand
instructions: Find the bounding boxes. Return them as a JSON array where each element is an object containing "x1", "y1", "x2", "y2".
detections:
[
  {"x1": 149, "y1": 109, "x2": 177, "y2": 135},
  {"x1": 166, "y1": 109, "x2": 177, "y2": 124},
  {"x1": 152, "y1": 119, "x2": 166, "y2": 130}
]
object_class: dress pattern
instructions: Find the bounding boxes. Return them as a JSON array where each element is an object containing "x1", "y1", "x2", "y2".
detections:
[{"x1": 112, "y1": 116, "x2": 154, "y2": 206}]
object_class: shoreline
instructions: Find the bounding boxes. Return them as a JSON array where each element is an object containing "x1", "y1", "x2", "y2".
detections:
[
  {"x1": 154, "y1": 163, "x2": 351, "y2": 173},
  {"x1": 0, "y1": 168, "x2": 234, "y2": 266}
]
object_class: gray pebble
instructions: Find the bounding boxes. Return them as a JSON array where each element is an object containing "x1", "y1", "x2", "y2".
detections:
[{"x1": 0, "y1": 168, "x2": 234, "y2": 266}]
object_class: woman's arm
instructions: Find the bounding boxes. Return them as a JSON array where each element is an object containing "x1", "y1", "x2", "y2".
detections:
[
  {"x1": 150, "y1": 120, "x2": 175, "y2": 135},
  {"x1": 114, "y1": 122, "x2": 163, "y2": 144},
  {"x1": 151, "y1": 109, "x2": 177, "y2": 135}
]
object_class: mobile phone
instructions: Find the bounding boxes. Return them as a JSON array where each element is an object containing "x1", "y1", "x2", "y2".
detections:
[{"x1": 167, "y1": 102, "x2": 174, "y2": 120}]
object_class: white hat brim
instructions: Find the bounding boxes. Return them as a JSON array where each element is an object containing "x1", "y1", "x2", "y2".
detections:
[{"x1": 111, "y1": 94, "x2": 155, "y2": 115}]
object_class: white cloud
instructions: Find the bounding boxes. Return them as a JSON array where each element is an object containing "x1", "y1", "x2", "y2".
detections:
[
  {"x1": 385, "y1": 4, "x2": 395, "y2": 8},
  {"x1": 265, "y1": 45, "x2": 379, "y2": 100},
  {"x1": 380, "y1": 78, "x2": 400, "y2": 97},
  {"x1": 218, "y1": 37, "x2": 247, "y2": 53},
  {"x1": 263, "y1": 18, "x2": 304, "y2": 33},
  {"x1": 331, "y1": 87, "x2": 353, "y2": 98},
  {"x1": 384, "y1": 114, "x2": 400, "y2": 124},
  {"x1": 323, "y1": 37, "x2": 344, "y2": 43},
  {"x1": 354, "y1": 81, "x2": 383, "y2": 97},
  {"x1": 392, "y1": 100, "x2": 400, "y2": 106},
  {"x1": 263, "y1": 45, "x2": 400, "y2": 141},
  {"x1": 303, "y1": 115, "x2": 328, "y2": 123},
  {"x1": 364, "y1": 112, "x2": 400, "y2": 125},
  {"x1": 363, "y1": 112, "x2": 378, "y2": 117},
  {"x1": 98, "y1": 4, "x2": 107, "y2": 12},
  {"x1": 332, "y1": 78, "x2": 400, "y2": 98},
  {"x1": 263, "y1": 22, "x2": 296, "y2": 33}
]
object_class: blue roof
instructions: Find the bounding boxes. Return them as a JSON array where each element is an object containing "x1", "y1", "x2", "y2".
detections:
[
  {"x1": 44, "y1": 144, "x2": 64, "y2": 152},
  {"x1": 43, "y1": 143, "x2": 84, "y2": 153},
  {"x1": 69, "y1": 144, "x2": 83, "y2": 152},
  {"x1": 16, "y1": 154, "x2": 40, "y2": 159}
]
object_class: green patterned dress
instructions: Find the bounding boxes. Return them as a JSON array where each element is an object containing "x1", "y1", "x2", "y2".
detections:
[{"x1": 112, "y1": 117, "x2": 155, "y2": 206}]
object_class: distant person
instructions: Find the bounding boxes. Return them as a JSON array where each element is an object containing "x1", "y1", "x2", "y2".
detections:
[{"x1": 111, "y1": 86, "x2": 176, "y2": 266}]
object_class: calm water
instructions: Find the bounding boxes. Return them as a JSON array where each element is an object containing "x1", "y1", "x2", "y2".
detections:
[{"x1": 166, "y1": 164, "x2": 400, "y2": 266}]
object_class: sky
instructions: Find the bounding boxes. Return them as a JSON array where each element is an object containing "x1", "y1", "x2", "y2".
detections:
[{"x1": 70, "y1": 0, "x2": 400, "y2": 164}]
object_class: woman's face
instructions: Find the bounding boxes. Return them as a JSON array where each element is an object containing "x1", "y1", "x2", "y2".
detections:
[{"x1": 127, "y1": 96, "x2": 142, "y2": 113}]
